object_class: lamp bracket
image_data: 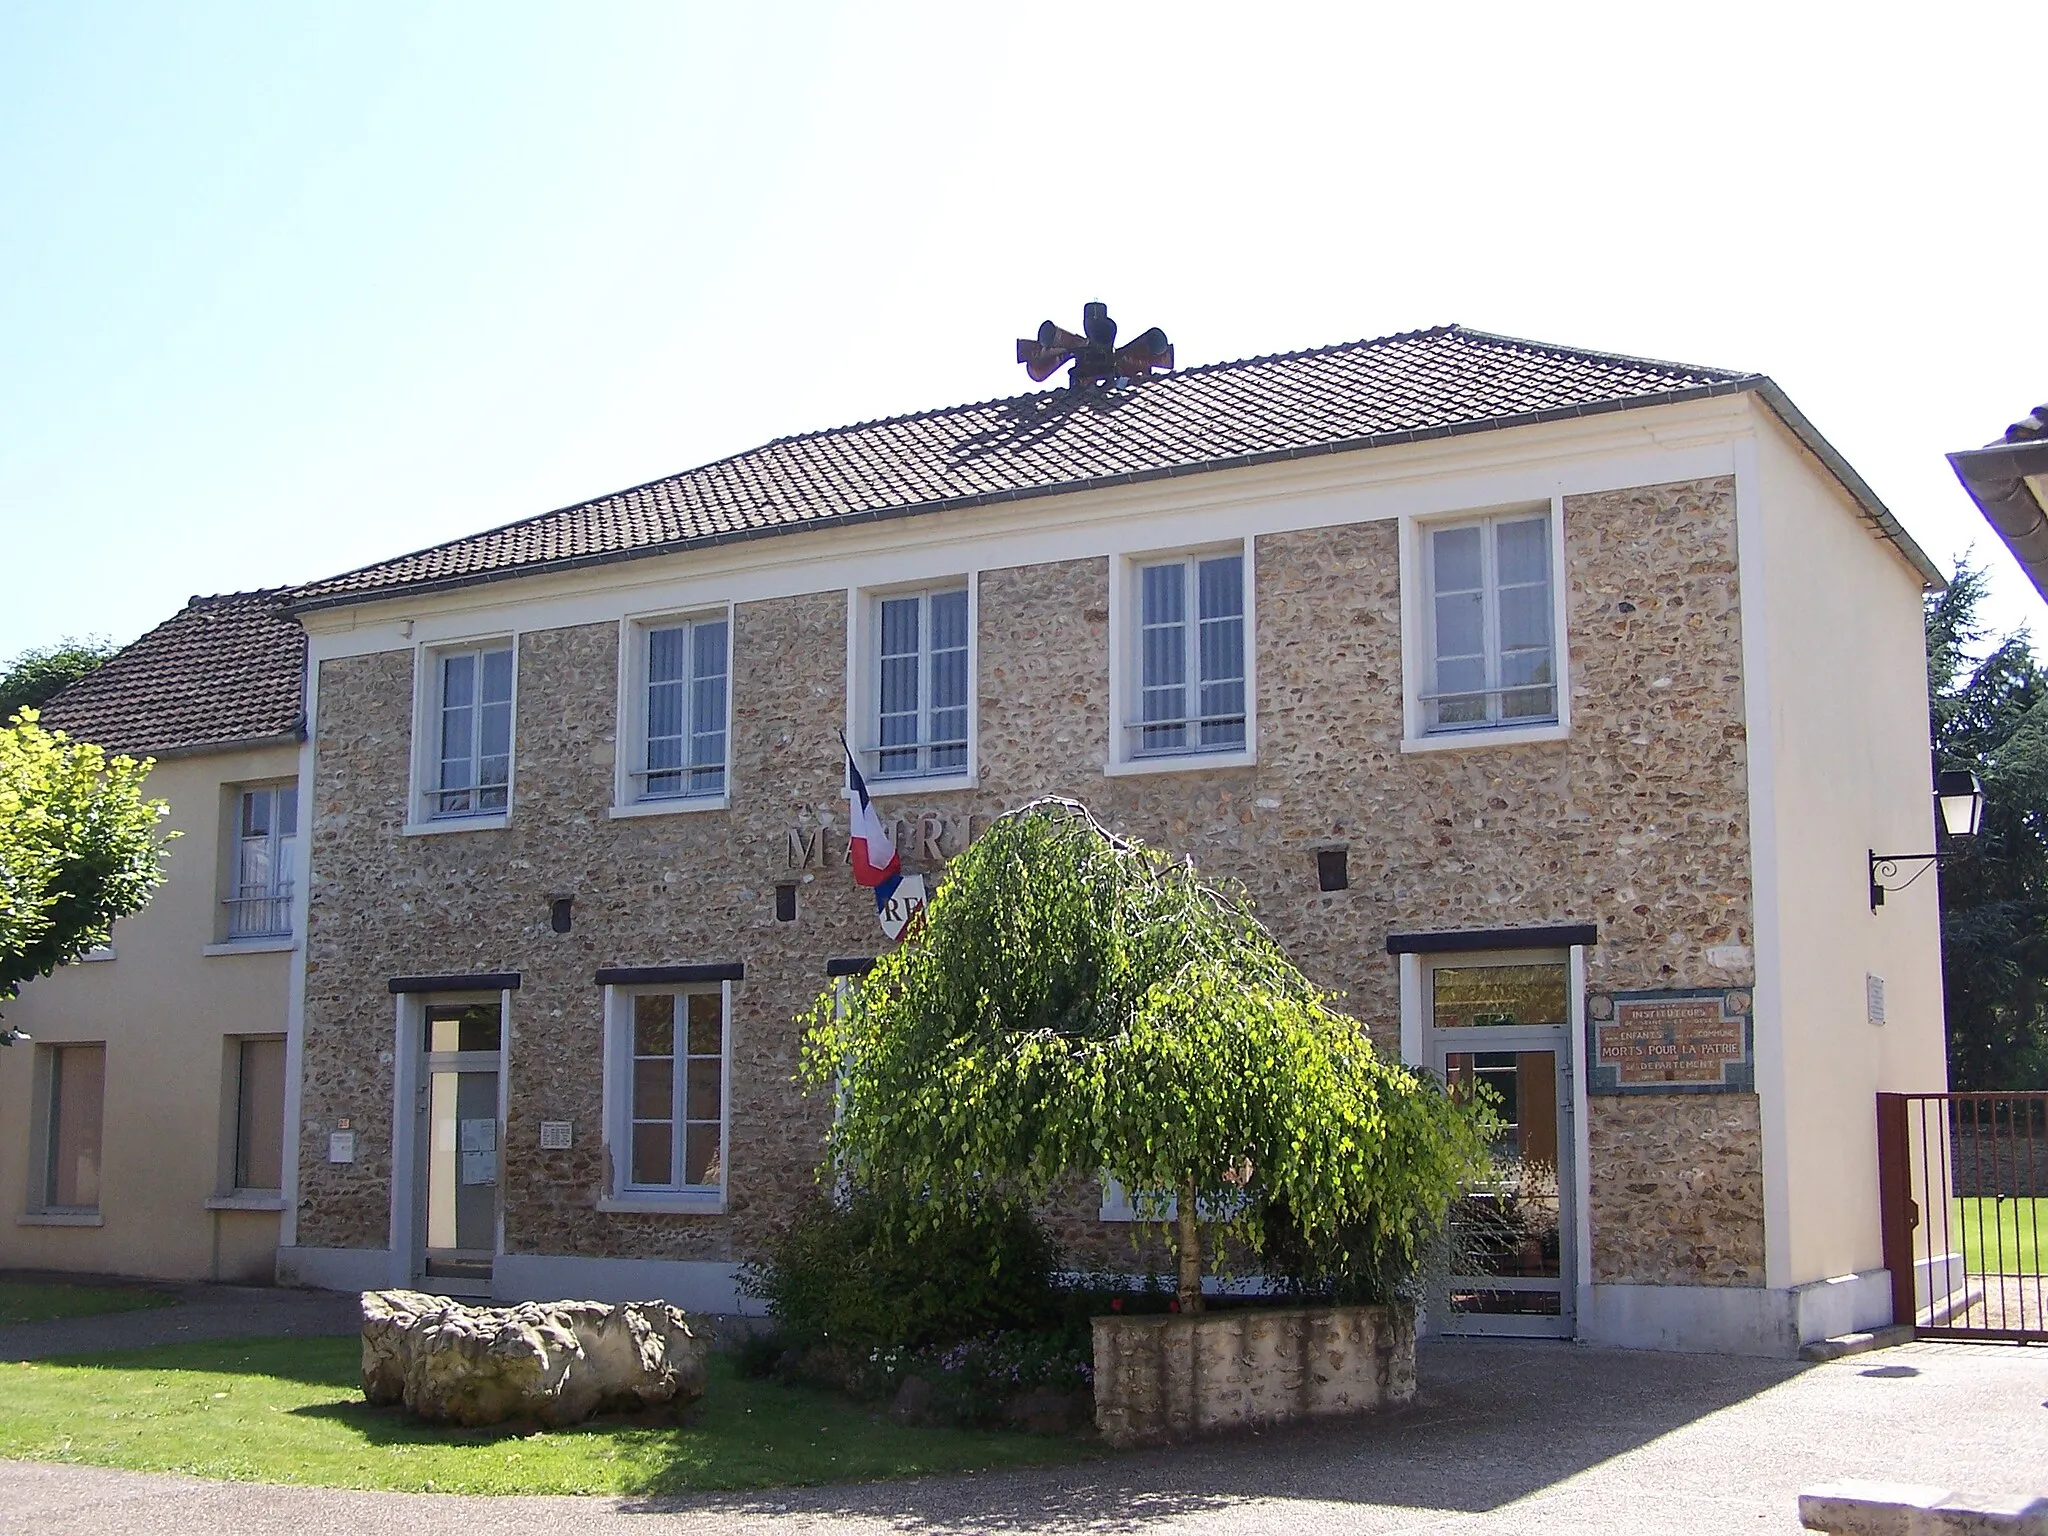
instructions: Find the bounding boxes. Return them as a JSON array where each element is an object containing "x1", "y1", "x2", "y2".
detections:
[{"x1": 1868, "y1": 849, "x2": 1947, "y2": 911}]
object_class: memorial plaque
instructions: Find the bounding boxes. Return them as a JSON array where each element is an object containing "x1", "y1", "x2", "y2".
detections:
[{"x1": 1587, "y1": 988, "x2": 1753, "y2": 1095}]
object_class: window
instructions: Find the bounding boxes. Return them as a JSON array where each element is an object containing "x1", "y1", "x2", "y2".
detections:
[
  {"x1": 227, "y1": 785, "x2": 296, "y2": 939},
  {"x1": 1131, "y1": 551, "x2": 1246, "y2": 756},
  {"x1": 232, "y1": 1037, "x2": 286, "y2": 1191},
  {"x1": 427, "y1": 643, "x2": 513, "y2": 818},
  {"x1": 871, "y1": 587, "x2": 969, "y2": 780},
  {"x1": 631, "y1": 616, "x2": 728, "y2": 802},
  {"x1": 43, "y1": 1043, "x2": 105, "y2": 1211},
  {"x1": 614, "y1": 988, "x2": 726, "y2": 1200},
  {"x1": 1422, "y1": 512, "x2": 1556, "y2": 733}
]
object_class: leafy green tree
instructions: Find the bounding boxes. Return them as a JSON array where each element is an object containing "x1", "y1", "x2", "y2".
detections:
[
  {"x1": 0, "y1": 711, "x2": 173, "y2": 1003},
  {"x1": 801, "y1": 799, "x2": 1493, "y2": 1311},
  {"x1": 0, "y1": 639, "x2": 116, "y2": 724},
  {"x1": 1929, "y1": 561, "x2": 2048, "y2": 1089}
]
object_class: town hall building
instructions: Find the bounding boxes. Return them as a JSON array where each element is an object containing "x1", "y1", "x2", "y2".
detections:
[{"x1": 260, "y1": 320, "x2": 1949, "y2": 1357}]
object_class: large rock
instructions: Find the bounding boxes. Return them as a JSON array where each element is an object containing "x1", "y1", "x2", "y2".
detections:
[{"x1": 359, "y1": 1290, "x2": 708, "y2": 1427}]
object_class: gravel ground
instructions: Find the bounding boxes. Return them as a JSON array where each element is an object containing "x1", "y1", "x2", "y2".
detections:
[{"x1": 4, "y1": 1336, "x2": 2044, "y2": 1534}]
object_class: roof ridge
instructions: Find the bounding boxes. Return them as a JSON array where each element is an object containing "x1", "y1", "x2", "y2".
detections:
[
  {"x1": 1450, "y1": 325, "x2": 1755, "y2": 383},
  {"x1": 186, "y1": 586, "x2": 295, "y2": 609},
  {"x1": 278, "y1": 324, "x2": 1473, "y2": 603},
  {"x1": 749, "y1": 324, "x2": 1466, "y2": 452}
]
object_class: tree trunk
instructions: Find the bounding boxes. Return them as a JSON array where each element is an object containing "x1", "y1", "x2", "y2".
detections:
[{"x1": 1176, "y1": 1176, "x2": 1204, "y2": 1313}]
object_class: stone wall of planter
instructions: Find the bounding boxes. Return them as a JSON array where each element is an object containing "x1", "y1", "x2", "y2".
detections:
[{"x1": 1091, "y1": 1303, "x2": 1415, "y2": 1447}]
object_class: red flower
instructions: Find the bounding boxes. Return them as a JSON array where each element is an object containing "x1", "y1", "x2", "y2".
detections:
[
  {"x1": 1168, "y1": 1300, "x2": 1181, "y2": 1313},
  {"x1": 1109, "y1": 1297, "x2": 1124, "y2": 1312}
]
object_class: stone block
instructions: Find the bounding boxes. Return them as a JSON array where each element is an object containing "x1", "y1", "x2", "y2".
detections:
[
  {"x1": 1091, "y1": 1303, "x2": 1414, "y2": 1447},
  {"x1": 359, "y1": 1288, "x2": 707, "y2": 1427},
  {"x1": 1800, "y1": 1481, "x2": 2048, "y2": 1536}
]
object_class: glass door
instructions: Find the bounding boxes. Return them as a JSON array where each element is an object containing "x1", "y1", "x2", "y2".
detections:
[
  {"x1": 417, "y1": 1001, "x2": 502, "y2": 1290},
  {"x1": 1425, "y1": 954, "x2": 1575, "y2": 1338}
]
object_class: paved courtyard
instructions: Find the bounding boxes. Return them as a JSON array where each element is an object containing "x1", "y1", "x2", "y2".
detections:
[{"x1": 3, "y1": 1332, "x2": 2044, "y2": 1534}]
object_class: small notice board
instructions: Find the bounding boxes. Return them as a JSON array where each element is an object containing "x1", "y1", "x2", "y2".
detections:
[{"x1": 1587, "y1": 988, "x2": 1754, "y2": 1095}]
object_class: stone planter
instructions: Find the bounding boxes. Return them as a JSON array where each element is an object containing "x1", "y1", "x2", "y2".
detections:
[{"x1": 1091, "y1": 1303, "x2": 1414, "y2": 1447}]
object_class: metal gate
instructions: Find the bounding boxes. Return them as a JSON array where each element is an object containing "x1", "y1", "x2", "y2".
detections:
[{"x1": 1877, "y1": 1091, "x2": 2047, "y2": 1342}]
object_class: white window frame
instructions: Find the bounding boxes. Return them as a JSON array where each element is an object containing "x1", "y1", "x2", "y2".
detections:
[
  {"x1": 598, "y1": 982, "x2": 730, "y2": 1215},
  {"x1": 407, "y1": 635, "x2": 517, "y2": 833},
  {"x1": 1400, "y1": 499, "x2": 1570, "y2": 753},
  {"x1": 845, "y1": 578, "x2": 978, "y2": 796},
  {"x1": 223, "y1": 782, "x2": 297, "y2": 941},
  {"x1": 612, "y1": 606, "x2": 734, "y2": 818},
  {"x1": 1106, "y1": 538, "x2": 1256, "y2": 775}
]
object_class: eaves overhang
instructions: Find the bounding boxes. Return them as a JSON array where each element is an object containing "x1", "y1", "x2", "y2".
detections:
[
  {"x1": 1949, "y1": 436, "x2": 2048, "y2": 605},
  {"x1": 284, "y1": 376, "x2": 1945, "y2": 616}
]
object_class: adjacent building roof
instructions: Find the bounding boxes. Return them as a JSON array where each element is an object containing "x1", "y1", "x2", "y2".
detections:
[
  {"x1": 1950, "y1": 405, "x2": 2048, "y2": 605},
  {"x1": 286, "y1": 323, "x2": 1942, "y2": 612},
  {"x1": 36, "y1": 591, "x2": 306, "y2": 758}
]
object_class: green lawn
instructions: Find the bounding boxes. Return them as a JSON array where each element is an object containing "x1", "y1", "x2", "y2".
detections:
[
  {"x1": 1953, "y1": 1197, "x2": 2048, "y2": 1274},
  {"x1": 0, "y1": 1337, "x2": 1095, "y2": 1495},
  {"x1": 0, "y1": 1281, "x2": 177, "y2": 1326}
]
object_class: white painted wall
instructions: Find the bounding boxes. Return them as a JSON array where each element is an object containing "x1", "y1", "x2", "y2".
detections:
[{"x1": 1746, "y1": 401, "x2": 1948, "y2": 1291}]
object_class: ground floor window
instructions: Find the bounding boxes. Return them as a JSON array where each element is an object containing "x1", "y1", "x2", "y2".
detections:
[
  {"x1": 606, "y1": 984, "x2": 727, "y2": 1209},
  {"x1": 42, "y1": 1043, "x2": 106, "y2": 1212},
  {"x1": 232, "y1": 1036, "x2": 286, "y2": 1192}
]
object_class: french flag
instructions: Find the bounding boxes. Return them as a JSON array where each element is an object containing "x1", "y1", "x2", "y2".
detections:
[{"x1": 840, "y1": 737, "x2": 901, "y2": 912}]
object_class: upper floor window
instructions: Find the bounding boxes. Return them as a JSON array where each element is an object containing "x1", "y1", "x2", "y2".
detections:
[
  {"x1": 428, "y1": 643, "x2": 513, "y2": 818},
  {"x1": 1132, "y1": 551, "x2": 1246, "y2": 757},
  {"x1": 227, "y1": 784, "x2": 296, "y2": 939},
  {"x1": 872, "y1": 586, "x2": 969, "y2": 780},
  {"x1": 1422, "y1": 512, "x2": 1557, "y2": 734},
  {"x1": 626, "y1": 615, "x2": 729, "y2": 804}
]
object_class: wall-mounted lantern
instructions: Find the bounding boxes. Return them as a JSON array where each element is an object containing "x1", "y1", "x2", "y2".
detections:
[{"x1": 1869, "y1": 769, "x2": 1986, "y2": 910}]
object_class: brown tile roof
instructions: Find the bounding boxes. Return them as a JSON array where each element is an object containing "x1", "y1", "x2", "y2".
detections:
[
  {"x1": 36, "y1": 591, "x2": 305, "y2": 758},
  {"x1": 288, "y1": 325, "x2": 1768, "y2": 610}
]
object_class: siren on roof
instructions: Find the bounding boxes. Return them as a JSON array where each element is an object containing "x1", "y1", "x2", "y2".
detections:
[{"x1": 1017, "y1": 302, "x2": 1172, "y2": 389}]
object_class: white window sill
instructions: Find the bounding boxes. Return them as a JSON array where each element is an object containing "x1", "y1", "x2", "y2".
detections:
[
  {"x1": 1104, "y1": 747, "x2": 1256, "y2": 778},
  {"x1": 18, "y1": 1210, "x2": 102, "y2": 1227},
  {"x1": 1401, "y1": 721, "x2": 1569, "y2": 754},
  {"x1": 597, "y1": 1192, "x2": 726, "y2": 1216},
  {"x1": 608, "y1": 795, "x2": 729, "y2": 820},
  {"x1": 402, "y1": 814, "x2": 511, "y2": 837},
  {"x1": 867, "y1": 771, "x2": 976, "y2": 799},
  {"x1": 204, "y1": 937, "x2": 296, "y2": 957},
  {"x1": 205, "y1": 1192, "x2": 286, "y2": 1212}
]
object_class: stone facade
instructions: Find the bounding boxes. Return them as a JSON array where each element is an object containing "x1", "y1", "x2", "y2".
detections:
[{"x1": 295, "y1": 474, "x2": 1764, "y2": 1291}]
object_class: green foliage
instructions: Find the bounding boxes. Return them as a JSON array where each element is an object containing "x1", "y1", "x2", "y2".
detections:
[
  {"x1": 0, "y1": 710, "x2": 173, "y2": 1001},
  {"x1": 0, "y1": 638, "x2": 115, "y2": 724},
  {"x1": 1927, "y1": 562, "x2": 2048, "y2": 1089},
  {"x1": 801, "y1": 799, "x2": 1494, "y2": 1293},
  {"x1": 856, "y1": 1330, "x2": 1094, "y2": 1426},
  {"x1": 739, "y1": 1189, "x2": 1058, "y2": 1352}
]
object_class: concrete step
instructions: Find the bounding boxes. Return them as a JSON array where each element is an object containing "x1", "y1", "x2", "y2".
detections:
[{"x1": 1798, "y1": 1324, "x2": 1915, "y2": 1362}]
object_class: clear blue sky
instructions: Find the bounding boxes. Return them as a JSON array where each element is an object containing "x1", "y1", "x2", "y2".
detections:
[{"x1": 2, "y1": 1, "x2": 2041, "y2": 659}]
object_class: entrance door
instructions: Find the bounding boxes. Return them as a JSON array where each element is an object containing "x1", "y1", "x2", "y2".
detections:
[
  {"x1": 417, "y1": 1001, "x2": 502, "y2": 1291},
  {"x1": 1424, "y1": 953, "x2": 1576, "y2": 1338}
]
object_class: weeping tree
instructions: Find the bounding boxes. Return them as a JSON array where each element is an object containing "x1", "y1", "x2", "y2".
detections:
[
  {"x1": 1, "y1": 711, "x2": 172, "y2": 1004},
  {"x1": 800, "y1": 799, "x2": 1492, "y2": 1312}
]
